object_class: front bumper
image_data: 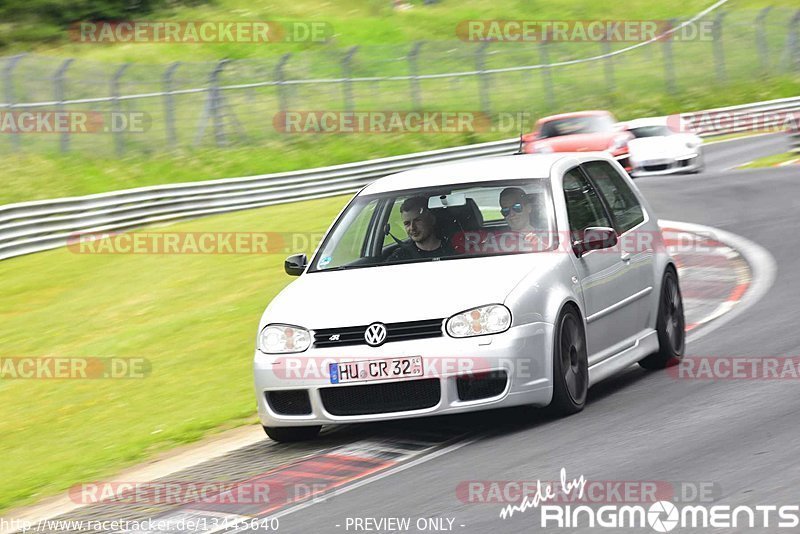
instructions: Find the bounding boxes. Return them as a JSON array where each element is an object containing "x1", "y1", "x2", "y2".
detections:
[
  {"x1": 254, "y1": 322, "x2": 554, "y2": 427},
  {"x1": 630, "y1": 153, "x2": 702, "y2": 177}
]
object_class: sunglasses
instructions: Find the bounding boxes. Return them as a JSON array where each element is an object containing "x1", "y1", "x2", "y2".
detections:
[{"x1": 501, "y1": 203, "x2": 524, "y2": 217}]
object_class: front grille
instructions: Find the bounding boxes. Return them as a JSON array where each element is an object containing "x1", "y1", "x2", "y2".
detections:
[
  {"x1": 313, "y1": 318, "x2": 443, "y2": 348},
  {"x1": 456, "y1": 371, "x2": 508, "y2": 401},
  {"x1": 643, "y1": 163, "x2": 670, "y2": 171},
  {"x1": 320, "y1": 378, "x2": 440, "y2": 416},
  {"x1": 266, "y1": 390, "x2": 312, "y2": 415}
]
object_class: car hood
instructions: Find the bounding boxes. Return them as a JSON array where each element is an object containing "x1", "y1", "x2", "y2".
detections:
[
  {"x1": 629, "y1": 136, "x2": 696, "y2": 159},
  {"x1": 261, "y1": 253, "x2": 563, "y2": 329},
  {"x1": 535, "y1": 132, "x2": 616, "y2": 152}
]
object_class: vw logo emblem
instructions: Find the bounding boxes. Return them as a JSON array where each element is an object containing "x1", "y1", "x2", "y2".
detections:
[{"x1": 364, "y1": 323, "x2": 388, "y2": 347}]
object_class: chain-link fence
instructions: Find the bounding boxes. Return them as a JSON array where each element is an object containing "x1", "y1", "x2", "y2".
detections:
[{"x1": 0, "y1": 7, "x2": 799, "y2": 156}]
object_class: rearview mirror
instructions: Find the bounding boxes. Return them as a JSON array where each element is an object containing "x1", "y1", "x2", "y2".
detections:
[
  {"x1": 574, "y1": 227, "x2": 617, "y2": 257},
  {"x1": 428, "y1": 193, "x2": 467, "y2": 209},
  {"x1": 284, "y1": 254, "x2": 307, "y2": 276}
]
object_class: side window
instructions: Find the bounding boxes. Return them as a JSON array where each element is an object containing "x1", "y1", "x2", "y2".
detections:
[
  {"x1": 582, "y1": 161, "x2": 645, "y2": 233},
  {"x1": 383, "y1": 197, "x2": 409, "y2": 247},
  {"x1": 562, "y1": 168, "x2": 612, "y2": 242}
]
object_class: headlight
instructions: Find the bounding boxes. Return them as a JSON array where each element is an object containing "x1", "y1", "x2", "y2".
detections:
[
  {"x1": 609, "y1": 135, "x2": 629, "y2": 151},
  {"x1": 533, "y1": 143, "x2": 553, "y2": 154},
  {"x1": 258, "y1": 324, "x2": 311, "y2": 353},
  {"x1": 446, "y1": 305, "x2": 511, "y2": 338}
]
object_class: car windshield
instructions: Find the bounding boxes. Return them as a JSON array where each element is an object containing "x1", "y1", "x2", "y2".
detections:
[
  {"x1": 630, "y1": 125, "x2": 672, "y2": 138},
  {"x1": 538, "y1": 115, "x2": 615, "y2": 138},
  {"x1": 309, "y1": 179, "x2": 558, "y2": 272}
]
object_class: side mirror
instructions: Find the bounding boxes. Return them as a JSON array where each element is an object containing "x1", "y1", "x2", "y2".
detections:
[
  {"x1": 573, "y1": 227, "x2": 617, "y2": 257},
  {"x1": 284, "y1": 253, "x2": 307, "y2": 276}
]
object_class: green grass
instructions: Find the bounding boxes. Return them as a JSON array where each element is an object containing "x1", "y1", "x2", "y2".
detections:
[
  {"x1": 5, "y1": 0, "x2": 798, "y2": 61},
  {"x1": 740, "y1": 150, "x2": 799, "y2": 168},
  {"x1": 0, "y1": 0, "x2": 797, "y2": 206},
  {"x1": 0, "y1": 194, "x2": 348, "y2": 513}
]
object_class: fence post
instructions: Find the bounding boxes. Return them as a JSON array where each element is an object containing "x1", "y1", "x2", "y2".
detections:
[
  {"x1": 342, "y1": 46, "x2": 358, "y2": 112},
  {"x1": 662, "y1": 18, "x2": 677, "y2": 94},
  {"x1": 163, "y1": 62, "x2": 180, "y2": 148},
  {"x1": 786, "y1": 10, "x2": 800, "y2": 71},
  {"x1": 601, "y1": 27, "x2": 615, "y2": 93},
  {"x1": 210, "y1": 59, "x2": 228, "y2": 147},
  {"x1": 111, "y1": 63, "x2": 130, "y2": 156},
  {"x1": 712, "y1": 11, "x2": 727, "y2": 83},
  {"x1": 538, "y1": 41, "x2": 555, "y2": 109},
  {"x1": 2, "y1": 54, "x2": 26, "y2": 151},
  {"x1": 274, "y1": 53, "x2": 292, "y2": 117},
  {"x1": 756, "y1": 7, "x2": 773, "y2": 72},
  {"x1": 407, "y1": 42, "x2": 423, "y2": 111},
  {"x1": 475, "y1": 41, "x2": 491, "y2": 116},
  {"x1": 53, "y1": 59, "x2": 74, "y2": 153}
]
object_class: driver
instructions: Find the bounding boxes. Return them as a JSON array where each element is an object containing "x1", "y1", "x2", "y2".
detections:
[{"x1": 386, "y1": 196, "x2": 454, "y2": 262}]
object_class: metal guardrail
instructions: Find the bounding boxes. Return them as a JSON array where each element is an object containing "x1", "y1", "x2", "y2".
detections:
[
  {"x1": 1, "y1": 96, "x2": 798, "y2": 262},
  {"x1": 0, "y1": 137, "x2": 519, "y2": 260}
]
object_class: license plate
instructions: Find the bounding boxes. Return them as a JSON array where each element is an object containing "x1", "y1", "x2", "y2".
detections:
[{"x1": 329, "y1": 357, "x2": 423, "y2": 384}]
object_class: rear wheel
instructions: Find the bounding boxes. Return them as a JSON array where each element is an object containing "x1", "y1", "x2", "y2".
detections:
[
  {"x1": 548, "y1": 306, "x2": 588, "y2": 416},
  {"x1": 639, "y1": 268, "x2": 685, "y2": 369},
  {"x1": 263, "y1": 425, "x2": 321, "y2": 443}
]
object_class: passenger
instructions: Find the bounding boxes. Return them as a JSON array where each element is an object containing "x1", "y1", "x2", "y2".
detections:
[
  {"x1": 386, "y1": 196, "x2": 454, "y2": 262},
  {"x1": 498, "y1": 187, "x2": 542, "y2": 252}
]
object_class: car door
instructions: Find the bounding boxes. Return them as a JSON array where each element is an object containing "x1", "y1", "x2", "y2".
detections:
[
  {"x1": 562, "y1": 166, "x2": 643, "y2": 363},
  {"x1": 580, "y1": 160, "x2": 655, "y2": 336}
]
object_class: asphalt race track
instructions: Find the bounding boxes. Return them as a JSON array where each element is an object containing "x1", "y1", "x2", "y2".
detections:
[{"x1": 24, "y1": 133, "x2": 800, "y2": 534}]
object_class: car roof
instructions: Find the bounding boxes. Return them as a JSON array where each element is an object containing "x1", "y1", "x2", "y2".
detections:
[
  {"x1": 360, "y1": 153, "x2": 609, "y2": 195},
  {"x1": 536, "y1": 110, "x2": 613, "y2": 123},
  {"x1": 624, "y1": 117, "x2": 669, "y2": 129}
]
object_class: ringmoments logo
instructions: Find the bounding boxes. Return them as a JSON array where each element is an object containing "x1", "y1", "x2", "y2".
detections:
[{"x1": 500, "y1": 469, "x2": 800, "y2": 531}]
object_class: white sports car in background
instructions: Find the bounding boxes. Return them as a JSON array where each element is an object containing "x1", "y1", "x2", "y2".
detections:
[{"x1": 625, "y1": 118, "x2": 704, "y2": 177}]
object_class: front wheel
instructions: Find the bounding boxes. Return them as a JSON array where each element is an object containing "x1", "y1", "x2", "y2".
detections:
[
  {"x1": 548, "y1": 306, "x2": 589, "y2": 416},
  {"x1": 263, "y1": 425, "x2": 321, "y2": 443},
  {"x1": 690, "y1": 150, "x2": 705, "y2": 174},
  {"x1": 639, "y1": 268, "x2": 685, "y2": 369}
]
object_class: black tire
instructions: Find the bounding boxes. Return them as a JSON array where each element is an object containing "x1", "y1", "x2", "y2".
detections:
[
  {"x1": 548, "y1": 306, "x2": 589, "y2": 416},
  {"x1": 690, "y1": 151, "x2": 705, "y2": 174},
  {"x1": 263, "y1": 425, "x2": 321, "y2": 443},
  {"x1": 639, "y1": 268, "x2": 685, "y2": 370}
]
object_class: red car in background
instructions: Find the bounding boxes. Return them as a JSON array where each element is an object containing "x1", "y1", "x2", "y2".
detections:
[{"x1": 523, "y1": 110, "x2": 633, "y2": 171}]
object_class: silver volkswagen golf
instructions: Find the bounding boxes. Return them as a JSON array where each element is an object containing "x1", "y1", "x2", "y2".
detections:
[{"x1": 254, "y1": 153, "x2": 685, "y2": 442}]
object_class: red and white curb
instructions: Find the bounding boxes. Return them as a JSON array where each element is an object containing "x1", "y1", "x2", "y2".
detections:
[{"x1": 659, "y1": 220, "x2": 776, "y2": 343}]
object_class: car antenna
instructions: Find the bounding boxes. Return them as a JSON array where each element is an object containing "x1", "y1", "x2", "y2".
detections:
[{"x1": 514, "y1": 114, "x2": 525, "y2": 154}]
